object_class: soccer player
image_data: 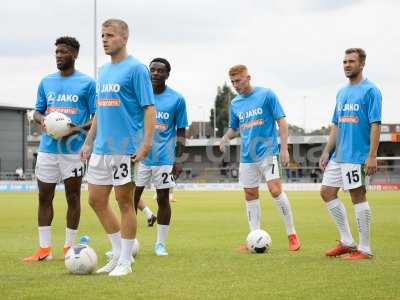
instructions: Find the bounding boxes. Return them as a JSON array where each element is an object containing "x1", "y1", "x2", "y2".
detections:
[
  {"x1": 319, "y1": 48, "x2": 381, "y2": 260},
  {"x1": 220, "y1": 65, "x2": 300, "y2": 251},
  {"x1": 80, "y1": 19, "x2": 155, "y2": 276},
  {"x1": 134, "y1": 58, "x2": 188, "y2": 256},
  {"x1": 23, "y1": 37, "x2": 96, "y2": 262}
]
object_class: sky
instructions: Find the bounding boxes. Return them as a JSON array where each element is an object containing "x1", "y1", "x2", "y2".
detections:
[{"x1": 0, "y1": 0, "x2": 399, "y2": 131}]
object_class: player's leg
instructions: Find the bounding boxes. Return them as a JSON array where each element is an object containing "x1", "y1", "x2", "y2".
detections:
[
  {"x1": 108, "y1": 155, "x2": 137, "y2": 276},
  {"x1": 61, "y1": 154, "x2": 85, "y2": 256},
  {"x1": 86, "y1": 154, "x2": 122, "y2": 273},
  {"x1": 110, "y1": 181, "x2": 136, "y2": 275},
  {"x1": 240, "y1": 162, "x2": 261, "y2": 233},
  {"x1": 153, "y1": 165, "x2": 175, "y2": 256},
  {"x1": 155, "y1": 188, "x2": 170, "y2": 256},
  {"x1": 261, "y1": 156, "x2": 300, "y2": 251},
  {"x1": 321, "y1": 160, "x2": 356, "y2": 256},
  {"x1": 134, "y1": 162, "x2": 156, "y2": 226},
  {"x1": 63, "y1": 176, "x2": 82, "y2": 255},
  {"x1": 23, "y1": 153, "x2": 58, "y2": 262},
  {"x1": 343, "y1": 169, "x2": 372, "y2": 260}
]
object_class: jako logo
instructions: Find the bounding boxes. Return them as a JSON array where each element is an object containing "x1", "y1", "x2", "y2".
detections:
[
  {"x1": 238, "y1": 107, "x2": 263, "y2": 120},
  {"x1": 338, "y1": 103, "x2": 360, "y2": 112},
  {"x1": 157, "y1": 111, "x2": 170, "y2": 120},
  {"x1": 99, "y1": 83, "x2": 121, "y2": 93},
  {"x1": 47, "y1": 92, "x2": 78, "y2": 103}
]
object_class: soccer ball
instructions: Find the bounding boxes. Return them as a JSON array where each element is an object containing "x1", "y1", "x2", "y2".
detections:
[
  {"x1": 246, "y1": 229, "x2": 272, "y2": 254},
  {"x1": 44, "y1": 111, "x2": 71, "y2": 139},
  {"x1": 65, "y1": 245, "x2": 98, "y2": 275}
]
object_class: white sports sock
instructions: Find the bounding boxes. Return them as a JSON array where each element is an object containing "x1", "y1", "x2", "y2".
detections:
[
  {"x1": 273, "y1": 192, "x2": 296, "y2": 235},
  {"x1": 38, "y1": 226, "x2": 51, "y2": 248},
  {"x1": 107, "y1": 231, "x2": 121, "y2": 258},
  {"x1": 119, "y1": 238, "x2": 135, "y2": 265},
  {"x1": 156, "y1": 224, "x2": 169, "y2": 244},
  {"x1": 326, "y1": 198, "x2": 354, "y2": 246},
  {"x1": 354, "y1": 202, "x2": 372, "y2": 254},
  {"x1": 245, "y1": 199, "x2": 260, "y2": 232},
  {"x1": 64, "y1": 228, "x2": 78, "y2": 247},
  {"x1": 143, "y1": 206, "x2": 154, "y2": 219}
]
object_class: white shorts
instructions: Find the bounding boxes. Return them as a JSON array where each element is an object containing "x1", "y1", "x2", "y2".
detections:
[
  {"x1": 35, "y1": 152, "x2": 85, "y2": 183},
  {"x1": 239, "y1": 156, "x2": 281, "y2": 188},
  {"x1": 135, "y1": 162, "x2": 175, "y2": 189},
  {"x1": 322, "y1": 160, "x2": 366, "y2": 190},
  {"x1": 86, "y1": 154, "x2": 134, "y2": 186}
]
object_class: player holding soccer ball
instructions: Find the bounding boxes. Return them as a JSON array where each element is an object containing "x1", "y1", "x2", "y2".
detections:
[
  {"x1": 80, "y1": 19, "x2": 155, "y2": 276},
  {"x1": 220, "y1": 65, "x2": 300, "y2": 252},
  {"x1": 23, "y1": 37, "x2": 96, "y2": 262},
  {"x1": 134, "y1": 58, "x2": 188, "y2": 256},
  {"x1": 319, "y1": 48, "x2": 381, "y2": 260}
]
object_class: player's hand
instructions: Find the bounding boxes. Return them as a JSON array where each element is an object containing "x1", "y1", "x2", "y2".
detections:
[
  {"x1": 132, "y1": 145, "x2": 150, "y2": 162},
  {"x1": 319, "y1": 151, "x2": 330, "y2": 171},
  {"x1": 62, "y1": 123, "x2": 80, "y2": 138},
  {"x1": 79, "y1": 143, "x2": 92, "y2": 161},
  {"x1": 172, "y1": 162, "x2": 183, "y2": 180},
  {"x1": 280, "y1": 149, "x2": 290, "y2": 167},
  {"x1": 365, "y1": 156, "x2": 378, "y2": 176},
  {"x1": 219, "y1": 137, "x2": 229, "y2": 153}
]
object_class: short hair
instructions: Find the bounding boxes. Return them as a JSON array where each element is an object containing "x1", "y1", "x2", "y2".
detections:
[
  {"x1": 150, "y1": 58, "x2": 171, "y2": 73},
  {"x1": 345, "y1": 48, "x2": 366, "y2": 63},
  {"x1": 102, "y1": 19, "x2": 129, "y2": 38},
  {"x1": 229, "y1": 64, "x2": 249, "y2": 77},
  {"x1": 55, "y1": 36, "x2": 80, "y2": 54}
]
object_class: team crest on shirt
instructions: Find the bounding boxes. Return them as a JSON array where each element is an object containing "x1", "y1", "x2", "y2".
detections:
[{"x1": 46, "y1": 91, "x2": 56, "y2": 102}]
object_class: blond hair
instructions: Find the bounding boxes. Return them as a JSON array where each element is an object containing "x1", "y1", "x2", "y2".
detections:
[
  {"x1": 102, "y1": 19, "x2": 129, "y2": 38},
  {"x1": 229, "y1": 64, "x2": 249, "y2": 77}
]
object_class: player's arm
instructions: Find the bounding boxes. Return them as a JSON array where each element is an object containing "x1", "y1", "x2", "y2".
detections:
[
  {"x1": 365, "y1": 123, "x2": 380, "y2": 176},
  {"x1": 319, "y1": 124, "x2": 337, "y2": 170},
  {"x1": 219, "y1": 128, "x2": 237, "y2": 153},
  {"x1": 33, "y1": 111, "x2": 45, "y2": 126},
  {"x1": 79, "y1": 114, "x2": 97, "y2": 161},
  {"x1": 63, "y1": 117, "x2": 95, "y2": 138},
  {"x1": 134, "y1": 105, "x2": 156, "y2": 161},
  {"x1": 172, "y1": 128, "x2": 186, "y2": 179},
  {"x1": 277, "y1": 117, "x2": 289, "y2": 167}
]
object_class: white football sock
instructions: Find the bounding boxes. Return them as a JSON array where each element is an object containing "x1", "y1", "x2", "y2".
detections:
[
  {"x1": 326, "y1": 198, "x2": 354, "y2": 246},
  {"x1": 156, "y1": 224, "x2": 169, "y2": 244},
  {"x1": 38, "y1": 226, "x2": 52, "y2": 248},
  {"x1": 143, "y1": 206, "x2": 154, "y2": 219},
  {"x1": 273, "y1": 192, "x2": 296, "y2": 235},
  {"x1": 354, "y1": 202, "x2": 372, "y2": 254},
  {"x1": 64, "y1": 228, "x2": 78, "y2": 247},
  {"x1": 107, "y1": 231, "x2": 121, "y2": 258},
  {"x1": 245, "y1": 199, "x2": 260, "y2": 232},
  {"x1": 119, "y1": 238, "x2": 135, "y2": 265}
]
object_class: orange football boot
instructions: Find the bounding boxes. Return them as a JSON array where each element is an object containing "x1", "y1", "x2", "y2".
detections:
[
  {"x1": 23, "y1": 247, "x2": 52, "y2": 262},
  {"x1": 342, "y1": 250, "x2": 372, "y2": 260},
  {"x1": 237, "y1": 244, "x2": 249, "y2": 253},
  {"x1": 288, "y1": 234, "x2": 301, "y2": 251},
  {"x1": 325, "y1": 241, "x2": 356, "y2": 257},
  {"x1": 63, "y1": 246, "x2": 71, "y2": 257}
]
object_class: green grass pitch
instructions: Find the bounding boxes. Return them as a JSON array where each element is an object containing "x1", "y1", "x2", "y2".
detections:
[{"x1": 1, "y1": 190, "x2": 399, "y2": 300}]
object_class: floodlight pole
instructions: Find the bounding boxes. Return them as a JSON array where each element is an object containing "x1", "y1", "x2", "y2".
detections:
[{"x1": 93, "y1": 0, "x2": 98, "y2": 79}]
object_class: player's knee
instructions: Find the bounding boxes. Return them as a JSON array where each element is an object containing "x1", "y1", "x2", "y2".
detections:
[
  {"x1": 89, "y1": 197, "x2": 105, "y2": 211},
  {"x1": 268, "y1": 185, "x2": 282, "y2": 198},
  {"x1": 320, "y1": 186, "x2": 336, "y2": 202}
]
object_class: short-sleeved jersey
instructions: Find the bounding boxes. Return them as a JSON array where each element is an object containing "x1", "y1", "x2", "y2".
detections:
[
  {"x1": 93, "y1": 56, "x2": 155, "y2": 155},
  {"x1": 143, "y1": 86, "x2": 188, "y2": 166},
  {"x1": 331, "y1": 79, "x2": 382, "y2": 164},
  {"x1": 35, "y1": 71, "x2": 96, "y2": 154},
  {"x1": 229, "y1": 87, "x2": 285, "y2": 163}
]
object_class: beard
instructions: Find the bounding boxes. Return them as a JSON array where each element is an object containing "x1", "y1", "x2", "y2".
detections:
[{"x1": 57, "y1": 60, "x2": 74, "y2": 71}]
